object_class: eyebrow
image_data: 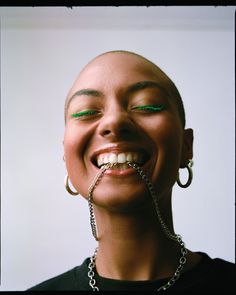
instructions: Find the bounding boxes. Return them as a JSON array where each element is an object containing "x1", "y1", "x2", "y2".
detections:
[
  {"x1": 70, "y1": 88, "x2": 102, "y2": 99},
  {"x1": 66, "y1": 89, "x2": 102, "y2": 111},
  {"x1": 66, "y1": 80, "x2": 167, "y2": 110},
  {"x1": 126, "y1": 80, "x2": 167, "y2": 95}
]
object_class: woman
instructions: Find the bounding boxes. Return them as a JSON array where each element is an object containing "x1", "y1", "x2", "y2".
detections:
[{"x1": 29, "y1": 50, "x2": 234, "y2": 291}]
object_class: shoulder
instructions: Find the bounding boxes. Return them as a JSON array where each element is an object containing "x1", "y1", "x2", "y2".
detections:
[
  {"x1": 27, "y1": 258, "x2": 90, "y2": 291},
  {"x1": 203, "y1": 253, "x2": 235, "y2": 277},
  {"x1": 180, "y1": 252, "x2": 235, "y2": 292},
  {"x1": 210, "y1": 256, "x2": 235, "y2": 286}
]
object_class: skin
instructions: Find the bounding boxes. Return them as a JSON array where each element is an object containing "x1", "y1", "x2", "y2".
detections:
[{"x1": 63, "y1": 52, "x2": 201, "y2": 281}]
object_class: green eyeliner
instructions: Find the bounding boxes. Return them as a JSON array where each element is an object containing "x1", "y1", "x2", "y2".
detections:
[
  {"x1": 133, "y1": 105, "x2": 166, "y2": 111},
  {"x1": 71, "y1": 110, "x2": 98, "y2": 118}
]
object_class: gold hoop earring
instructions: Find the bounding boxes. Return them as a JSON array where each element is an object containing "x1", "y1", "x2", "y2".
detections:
[
  {"x1": 177, "y1": 159, "x2": 193, "y2": 188},
  {"x1": 64, "y1": 175, "x2": 79, "y2": 196}
]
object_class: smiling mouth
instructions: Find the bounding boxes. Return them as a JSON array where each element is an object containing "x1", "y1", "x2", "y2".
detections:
[{"x1": 92, "y1": 152, "x2": 150, "y2": 169}]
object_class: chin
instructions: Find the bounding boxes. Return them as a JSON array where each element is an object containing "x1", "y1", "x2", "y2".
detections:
[{"x1": 91, "y1": 180, "x2": 154, "y2": 213}]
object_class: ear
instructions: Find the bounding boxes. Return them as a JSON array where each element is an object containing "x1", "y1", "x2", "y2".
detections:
[{"x1": 180, "y1": 128, "x2": 194, "y2": 168}]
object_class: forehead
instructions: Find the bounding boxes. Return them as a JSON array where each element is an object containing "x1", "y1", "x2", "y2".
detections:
[{"x1": 68, "y1": 53, "x2": 168, "y2": 95}]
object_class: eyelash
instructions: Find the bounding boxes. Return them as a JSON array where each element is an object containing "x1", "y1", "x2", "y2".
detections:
[
  {"x1": 71, "y1": 104, "x2": 166, "y2": 119},
  {"x1": 71, "y1": 110, "x2": 99, "y2": 118},
  {"x1": 132, "y1": 104, "x2": 166, "y2": 112}
]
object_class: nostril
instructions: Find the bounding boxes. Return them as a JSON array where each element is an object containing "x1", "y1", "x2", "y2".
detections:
[
  {"x1": 120, "y1": 128, "x2": 131, "y2": 135},
  {"x1": 102, "y1": 127, "x2": 132, "y2": 138},
  {"x1": 98, "y1": 112, "x2": 137, "y2": 138}
]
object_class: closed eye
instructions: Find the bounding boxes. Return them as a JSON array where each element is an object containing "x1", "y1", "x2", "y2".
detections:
[
  {"x1": 71, "y1": 110, "x2": 100, "y2": 119},
  {"x1": 131, "y1": 104, "x2": 166, "y2": 112}
]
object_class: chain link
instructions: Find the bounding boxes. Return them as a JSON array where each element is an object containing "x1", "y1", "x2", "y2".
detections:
[
  {"x1": 87, "y1": 162, "x2": 187, "y2": 291},
  {"x1": 88, "y1": 247, "x2": 99, "y2": 291},
  {"x1": 88, "y1": 164, "x2": 110, "y2": 240},
  {"x1": 127, "y1": 162, "x2": 178, "y2": 241}
]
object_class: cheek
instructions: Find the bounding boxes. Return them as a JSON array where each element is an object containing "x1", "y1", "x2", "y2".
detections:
[
  {"x1": 64, "y1": 126, "x2": 82, "y2": 162},
  {"x1": 147, "y1": 119, "x2": 183, "y2": 191},
  {"x1": 63, "y1": 126, "x2": 88, "y2": 185},
  {"x1": 63, "y1": 123, "x2": 98, "y2": 196},
  {"x1": 154, "y1": 129, "x2": 182, "y2": 174},
  {"x1": 144, "y1": 116, "x2": 182, "y2": 147}
]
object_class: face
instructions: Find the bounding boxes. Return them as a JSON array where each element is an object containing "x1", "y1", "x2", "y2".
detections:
[{"x1": 64, "y1": 53, "x2": 193, "y2": 212}]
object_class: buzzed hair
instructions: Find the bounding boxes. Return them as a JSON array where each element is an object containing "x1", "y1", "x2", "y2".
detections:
[{"x1": 65, "y1": 50, "x2": 186, "y2": 128}]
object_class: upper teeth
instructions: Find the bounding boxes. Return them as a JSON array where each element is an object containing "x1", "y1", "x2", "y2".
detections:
[{"x1": 97, "y1": 152, "x2": 142, "y2": 167}]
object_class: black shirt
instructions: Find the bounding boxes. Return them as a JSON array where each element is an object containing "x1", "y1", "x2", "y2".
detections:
[{"x1": 28, "y1": 252, "x2": 235, "y2": 292}]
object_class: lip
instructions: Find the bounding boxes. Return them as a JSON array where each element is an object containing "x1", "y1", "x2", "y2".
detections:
[
  {"x1": 90, "y1": 143, "x2": 152, "y2": 177},
  {"x1": 103, "y1": 160, "x2": 151, "y2": 176}
]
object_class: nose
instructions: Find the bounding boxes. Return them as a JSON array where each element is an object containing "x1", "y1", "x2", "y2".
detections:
[{"x1": 97, "y1": 107, "x2": 137, "y2": 140}]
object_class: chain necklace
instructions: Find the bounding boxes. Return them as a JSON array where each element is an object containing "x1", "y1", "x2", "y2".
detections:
[{"x1": 87, "y1": 162, "x2": 188, "y2": 291}]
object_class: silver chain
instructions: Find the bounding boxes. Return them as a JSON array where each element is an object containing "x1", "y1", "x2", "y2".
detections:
[
  {"x1": 87, "y1": 162, "x2": 187, "y2": 291},
  {"x1": 88, "y1": 247, "x2": 99, "y2": 291},
  {"x1": 88, "y1": 164, "x2": 109, "y2": 241}
]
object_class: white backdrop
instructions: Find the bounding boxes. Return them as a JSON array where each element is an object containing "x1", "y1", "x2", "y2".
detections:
[{"x1": 0, "y1": 6, "x2": 235, "y2": 291}]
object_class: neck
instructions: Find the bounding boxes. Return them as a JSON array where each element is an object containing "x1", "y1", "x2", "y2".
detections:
[{"x1": 94, "y1": 201, "x2": 181, "y2": 281}]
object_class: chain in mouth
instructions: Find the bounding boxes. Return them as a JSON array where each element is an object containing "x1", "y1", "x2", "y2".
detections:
[
  {"x1": 100, "y1": 162, "x2": 132, "y2": 170},
  {"x1": 94, "y1": 152, "x2": 149, "y2": 169}
]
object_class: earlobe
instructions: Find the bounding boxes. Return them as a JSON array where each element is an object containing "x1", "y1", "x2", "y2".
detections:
[{"x1": 180, "y1": 128, "x2": 194, "y2": 168}]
